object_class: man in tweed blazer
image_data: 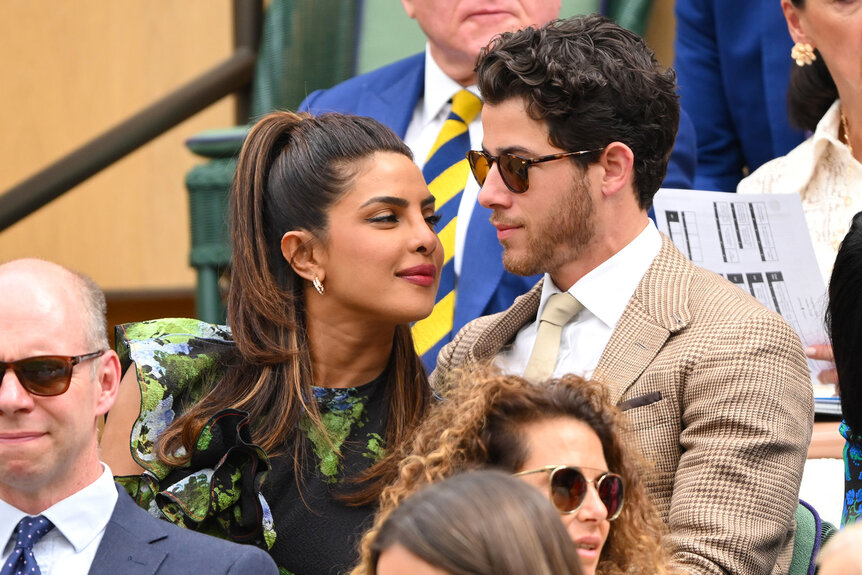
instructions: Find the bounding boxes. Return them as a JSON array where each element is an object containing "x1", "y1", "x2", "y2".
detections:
[{"x1": 432, "y1": 16, "x2": 814, "y2": 574}]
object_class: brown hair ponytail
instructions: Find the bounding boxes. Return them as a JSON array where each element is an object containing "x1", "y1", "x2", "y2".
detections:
[{"x1": 158, "y1": 111, "x2": 429, "y2": 505}]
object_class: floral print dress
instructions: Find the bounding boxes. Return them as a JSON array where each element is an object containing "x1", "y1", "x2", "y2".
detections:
[
  {"x1": 841, "y1": 421, "x2": 862, "y2": 525},
  {"x1": 114, "y1": 318, "x2": 388, "y2": 575}
]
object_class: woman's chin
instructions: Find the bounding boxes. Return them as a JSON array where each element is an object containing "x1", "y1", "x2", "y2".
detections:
[
  {"x1": 574, "y1": 545, "x2": 601, "y2": 575},
  {"x1": 408, "y1": 303, "x2": 438, "y2": 324}
]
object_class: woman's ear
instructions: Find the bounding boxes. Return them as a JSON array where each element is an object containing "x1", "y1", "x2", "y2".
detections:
[
  {"x1": 281, "y1": 230, "x2": 325, "y2": 282},
  {"x1": 782, "y1": 0, "x2": 810, "y2": 45},
  {"x1": 598, "y1": 142, "x2": 634, "y2": 199}
]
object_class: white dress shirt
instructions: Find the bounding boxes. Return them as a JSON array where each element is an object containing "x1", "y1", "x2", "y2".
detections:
[
  {"x1": 403, "y1": 46, "x2": 483, "y2": 277},
  {"x1": 495, "y1": 222, "x2": 663, "y2": 379},
  {"x1": 1, "y1": 464, "x2": 118, "y2": 575}
]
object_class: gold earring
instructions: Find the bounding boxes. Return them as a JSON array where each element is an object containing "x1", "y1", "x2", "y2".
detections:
[
  {"x1": 313, "y1": 276, "x2": 325, "y2": 295},
  {"x1": 791, "y1": 42, "x2": 817, "y2": 66}
]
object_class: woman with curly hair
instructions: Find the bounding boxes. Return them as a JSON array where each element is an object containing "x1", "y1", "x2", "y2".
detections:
[
  {"x1": 354, "y1": 367, "x2": 670, "y2": 575},
  {"x1": 368, "y1": 470, "x2": 584, "y2": 575}
]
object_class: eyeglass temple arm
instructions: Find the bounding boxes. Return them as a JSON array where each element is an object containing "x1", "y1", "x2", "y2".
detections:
[{"x1": 513, "y1": 466, "x2": 558, "y2": 477}]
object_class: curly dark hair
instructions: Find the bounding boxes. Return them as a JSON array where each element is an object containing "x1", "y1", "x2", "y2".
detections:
[
  {"x1": 365, "y1": 470, "x2": 584, "y2": 575},
  {"x1": 476, "y1": 14, "x2": 679, "y2": 210},
  {"x1": 352, "y1": 366, "x2": 671, "y2": 575}
]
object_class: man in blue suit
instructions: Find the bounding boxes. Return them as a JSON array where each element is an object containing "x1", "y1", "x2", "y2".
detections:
[
  {"x1": 0, "y1": 259, "x2": 277, "y2": 575},
  {"x1": 675, "y1": 0, "x2": 806, "y2": 192},
  {"x1": 301, "y1": 1, "x2": 696, "y2": 371}
]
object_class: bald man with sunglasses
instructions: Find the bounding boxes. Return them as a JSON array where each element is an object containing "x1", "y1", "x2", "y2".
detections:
[
  {"x1": 431, "y1": 16, "x2": 813, "y2": 575},
  {"x1": 0, "y1": 259, "x2": 277, "y2": 575}
]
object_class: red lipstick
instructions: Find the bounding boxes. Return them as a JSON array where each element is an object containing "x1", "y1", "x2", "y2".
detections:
[{"x1": 396, "y1": 264, "x2": 438, "y2": 287}]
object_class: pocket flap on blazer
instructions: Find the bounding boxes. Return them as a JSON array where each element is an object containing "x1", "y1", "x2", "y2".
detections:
[{"x1": 619, "y1": 391, "x2": 663, "y2": 411}]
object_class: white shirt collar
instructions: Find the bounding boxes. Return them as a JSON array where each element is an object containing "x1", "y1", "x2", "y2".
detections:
[
  {"x1": 538, "y1": 221, "x2": 663, "y2": 329},
  {"x1": 798, "y1": 100, "x2": 859, "y2": 197},
  {"x1": 0, "y1": 464, "x2": 118, "y2": 554},
  {"x1": 422, "y1": 45, "x2": 481, "y2": 127},
  {"x1": 812, "y1": 100, "x2": 845, "y2": 151}
]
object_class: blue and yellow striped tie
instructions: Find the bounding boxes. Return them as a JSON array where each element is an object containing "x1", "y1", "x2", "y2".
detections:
[{"x1": 412, "y1": 89, "x2": 482, "y2": 371}]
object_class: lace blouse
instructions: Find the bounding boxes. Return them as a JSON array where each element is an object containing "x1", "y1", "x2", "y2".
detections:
[{"x1": 738, "y1": 100, "x2": 862, "y2": 283}]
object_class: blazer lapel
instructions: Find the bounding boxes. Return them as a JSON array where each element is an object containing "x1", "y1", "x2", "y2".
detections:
[
  {"x1": 357, "y1": 53, "x2": 425, "y2": 138},
  {"x1": 89, "y1": 486, "x2": 168, "y2": 575},
  {"x1": 594, "y1": 236, "x2": 692, "y2": 405},
  {"x1": 595, "y1": 300, "x2": 672, "y2": 405},
  {"x1": 466, "y1": 280, "x2": 544, "y2": 362}
]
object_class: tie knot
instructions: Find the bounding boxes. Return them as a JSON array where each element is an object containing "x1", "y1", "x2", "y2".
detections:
[
  {"x1": 450, "y1": 90, "x2": 482, "y2": 125},
  {"x1": 540, "y1": 293, "x2": 582, "y2": 327},
  {"x1": 13, "y1": 516, "x2": 54, "y2": 550}
]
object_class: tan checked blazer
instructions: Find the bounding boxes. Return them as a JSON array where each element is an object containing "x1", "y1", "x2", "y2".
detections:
[{"x1": 431, "y1": 235, "x2": 814, "y2": 575}]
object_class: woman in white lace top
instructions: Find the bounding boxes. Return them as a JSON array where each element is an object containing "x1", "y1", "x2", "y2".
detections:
[{"x1": 738, "y1": 0, "x2": 862, "y2": 286}]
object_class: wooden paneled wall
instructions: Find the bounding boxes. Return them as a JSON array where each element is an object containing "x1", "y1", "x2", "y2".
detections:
[
  {"x1": 646, "y1": 0, "x2": 677, "y2": 67},
  {"x1": 0, "y1": 1, "x2": 235, "y2": 293},
  {"x1": 0, "y1": 0, "x2": 678, "y2": 298}
]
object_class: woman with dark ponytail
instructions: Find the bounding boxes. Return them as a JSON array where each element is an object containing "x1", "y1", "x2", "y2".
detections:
[
  {"x1": 739, "y1": 0, "x2": 862, "y2": 286},
  {"x1": 101, "y1": 111, "x2": 442, "y2": 574}
]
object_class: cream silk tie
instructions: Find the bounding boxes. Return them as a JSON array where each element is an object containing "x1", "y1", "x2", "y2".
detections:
[{"x1": 523, "y1": 292, "x2": 583, "y2": 381}]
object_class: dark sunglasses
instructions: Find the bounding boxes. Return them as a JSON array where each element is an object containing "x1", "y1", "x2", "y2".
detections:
[
  {"x1": 515, "y1": 465, "x2": 625, "y2": 520},
  {"x1": 0, "y1": 351, "x2": 106, "y2": 396},
  {"x1": 466, "y1": 148, "x2": 604, "y2": 193}
]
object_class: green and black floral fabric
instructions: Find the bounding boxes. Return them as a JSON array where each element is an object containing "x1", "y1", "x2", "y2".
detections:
[
  {"x1": 841, "y1": 421, "x2": 862, "y2": 525},
  {"x1": 114, "y1": 318, "x2": 388, "y2": 575}
]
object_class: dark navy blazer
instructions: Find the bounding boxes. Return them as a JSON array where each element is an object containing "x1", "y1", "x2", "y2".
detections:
[{"x1": 88, "y1": 486, "x2": 278, "y2": 575}]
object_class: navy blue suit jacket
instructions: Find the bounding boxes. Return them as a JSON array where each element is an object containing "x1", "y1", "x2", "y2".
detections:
[
  {"x1": 88, "y1": 486, "x2": 278, "y2": 575},
  {"x1": 300, "y1": 53, "x2": 696, "y2": 338},
  {"x1": 675, "y1": 0, "x2": 806, "y2": 192}
]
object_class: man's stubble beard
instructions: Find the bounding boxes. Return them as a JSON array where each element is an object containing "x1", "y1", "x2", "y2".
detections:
[{"x1": 501, "y1": 172, "x2": 595, "y2": 277}]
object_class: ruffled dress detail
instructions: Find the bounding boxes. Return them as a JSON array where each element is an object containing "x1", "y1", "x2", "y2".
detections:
[
  {"x1": 114, "y1": 318, "x2": 275, "y2": 549},
  {"x1": 114, "y1": 318, "x2": 389, "y2": 574}
]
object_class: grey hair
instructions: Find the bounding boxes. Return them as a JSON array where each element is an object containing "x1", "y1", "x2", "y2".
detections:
[{"x1": 71, "y1": 270, "x2": 109, "y2": 352}]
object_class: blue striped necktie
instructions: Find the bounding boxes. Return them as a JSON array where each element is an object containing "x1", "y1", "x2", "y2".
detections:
[{"x1": 412, "y1": 89, "x2": 482, "y2": 371}]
